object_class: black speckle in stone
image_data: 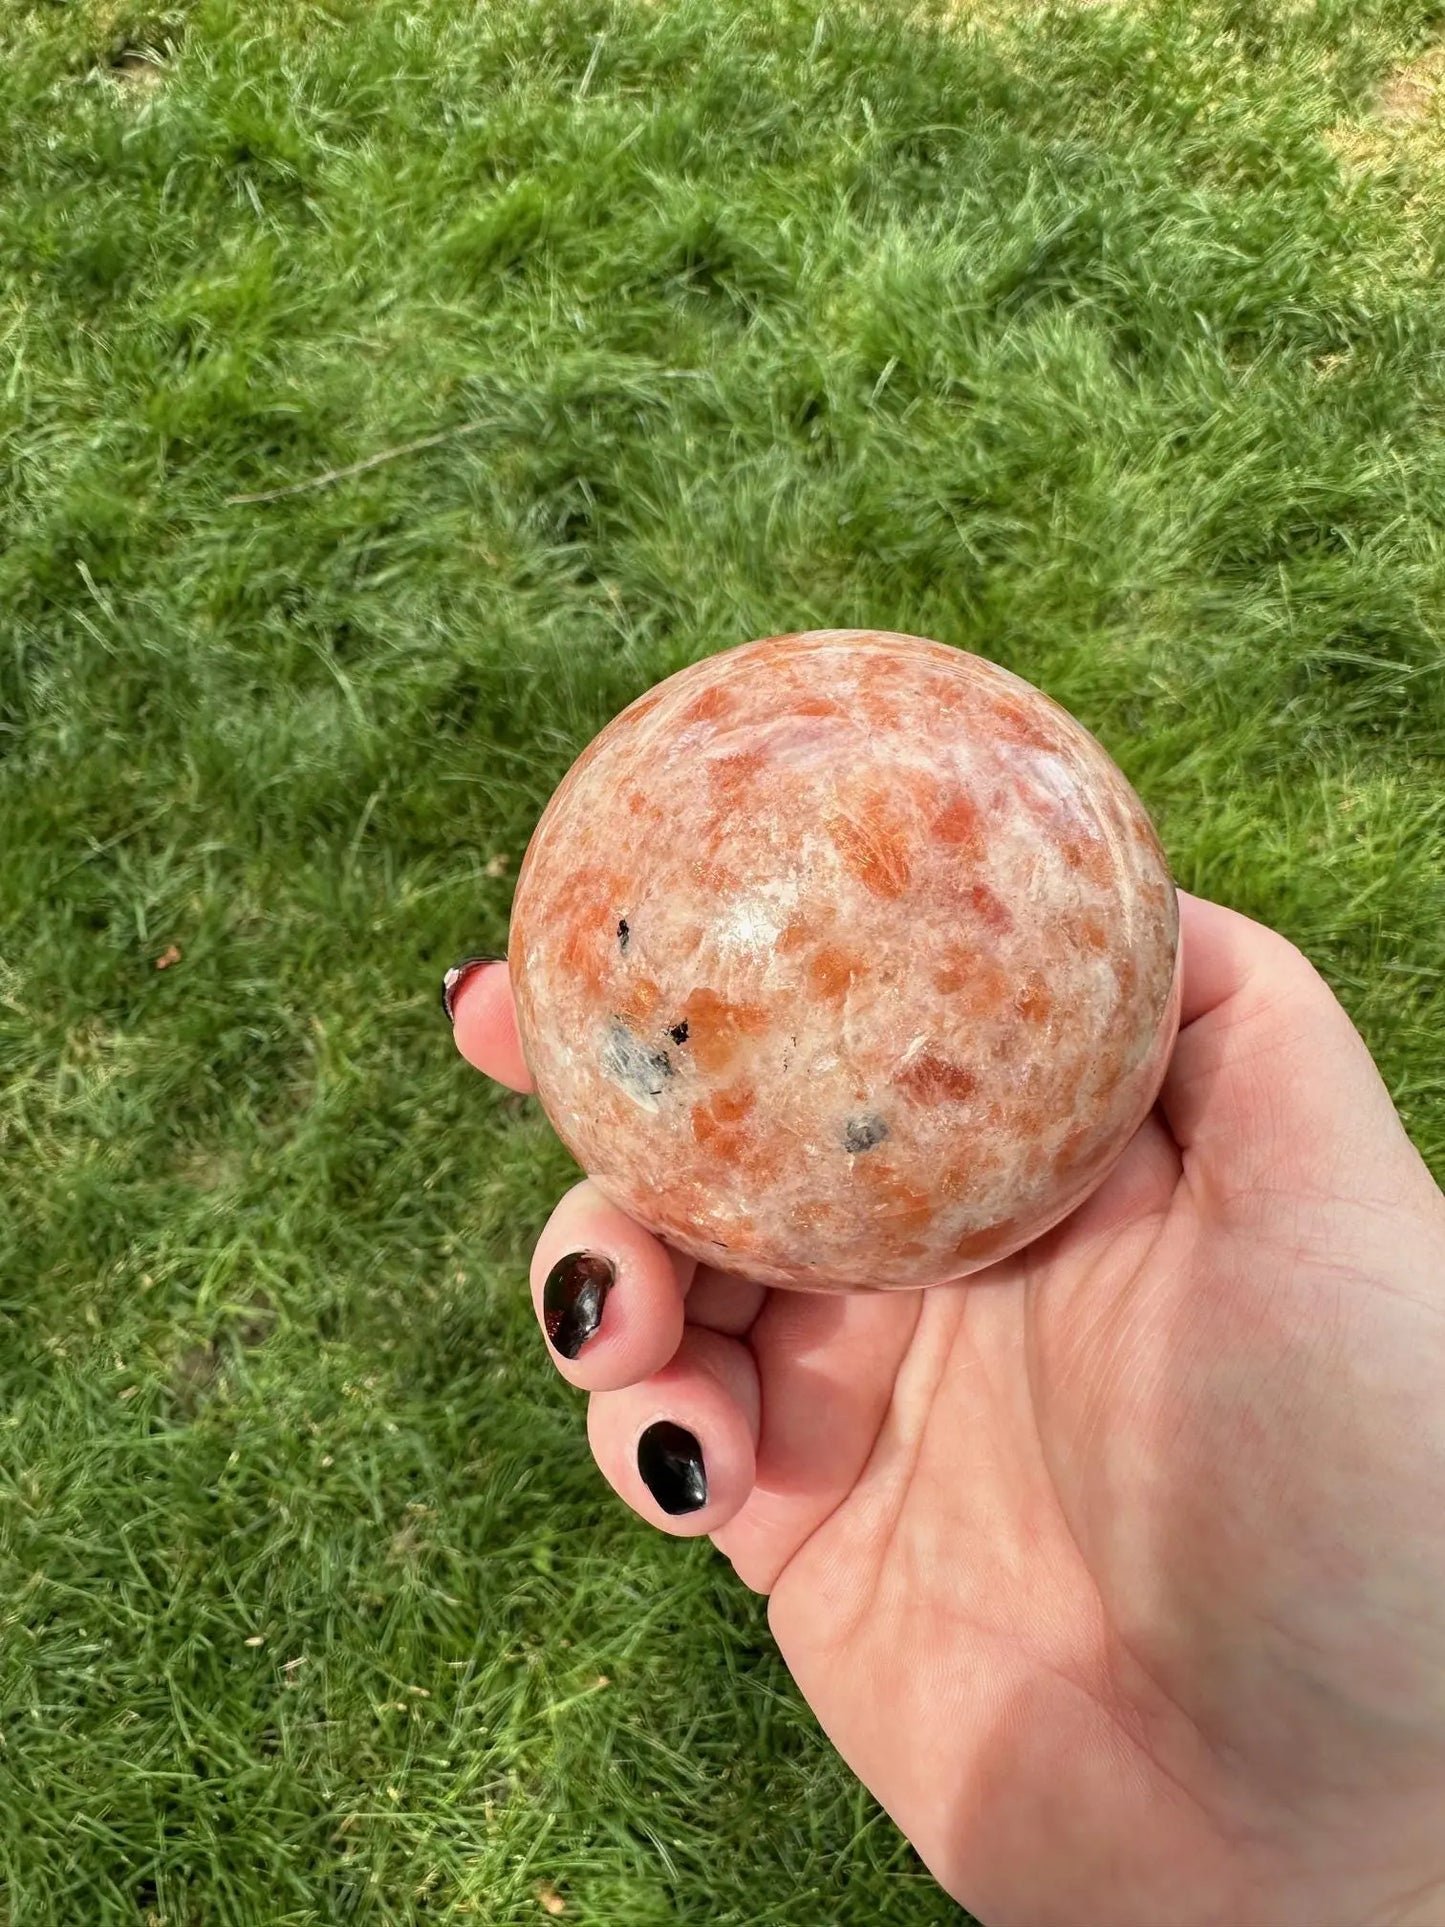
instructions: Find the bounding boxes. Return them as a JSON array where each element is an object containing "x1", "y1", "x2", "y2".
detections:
[
  {"x1": 669, "y1": 1020, "x2": 690, "y2": 1045},
  {"x1": 618, "y1": 918, "x2": 630, "y2": 954},
  {"x1": 844, "y1": 1113, "x2": 890, "y2": 1155},
  {"x1": 603, "y1": 1021, "x2": 672, "y2": 1106}
]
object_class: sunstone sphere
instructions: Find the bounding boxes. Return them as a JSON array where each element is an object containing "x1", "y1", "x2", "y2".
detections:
[{"x1": 509, "y1": 631, "x2": 1181, "y2": 1292}]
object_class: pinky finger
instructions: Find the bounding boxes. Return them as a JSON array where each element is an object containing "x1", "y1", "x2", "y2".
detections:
[{"x1": 587, "y1": 1327, "x2": 760, "y2": 1538}]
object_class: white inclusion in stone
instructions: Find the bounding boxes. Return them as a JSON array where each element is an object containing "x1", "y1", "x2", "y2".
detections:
[
  {"x1": 714, "y1": 878, "x2": 800, "y2": 957},
  {"x1": 895, "y1": 1034, "x2": 932, "y2": 1073},
  {"x1": 601, "y1": 1020, "x2": 673, "y2": 1112},
  {"x1": 1013, "y1": 747, "x2": 1097, "y2": 833}
]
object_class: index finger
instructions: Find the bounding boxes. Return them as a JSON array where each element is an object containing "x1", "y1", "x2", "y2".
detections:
[{"x1": 442, "y1": 957, "x2": 535, "y2": 1093}]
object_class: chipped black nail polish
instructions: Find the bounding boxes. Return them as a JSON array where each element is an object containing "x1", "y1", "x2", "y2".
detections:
[
  {"x1": 441, "y1": 956, "x2": 502, "y2": 1023},
  {"x1": 637, "y1": 1421, "x2": 708, "y2": 1515},
  {"x1": 543, "y1": 1251, "x2": 615, "y2": 1360}
]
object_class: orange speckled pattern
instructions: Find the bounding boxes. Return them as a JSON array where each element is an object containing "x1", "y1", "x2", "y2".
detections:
[{"x1": 509, "y1": 631, "x2": 1181, "y2": 1292}]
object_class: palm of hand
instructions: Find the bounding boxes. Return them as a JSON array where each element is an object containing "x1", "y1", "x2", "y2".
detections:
[
  {"x1": 739, "y1": 985, "x2": 1445, "y2": 1927},
  {"x1": 452, "y1": 895, "x2": 1445, "y2": 1927}
]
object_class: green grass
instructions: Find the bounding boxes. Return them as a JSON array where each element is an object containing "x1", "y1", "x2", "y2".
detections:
[{"x1": 2, "y1": 0, "x2": 1444, "y2": 1918}]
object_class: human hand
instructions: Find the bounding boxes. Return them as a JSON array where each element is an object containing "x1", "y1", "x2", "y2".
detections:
[{"x1": 445, "y1": 893, "x2": 1445, "y2": 1927}]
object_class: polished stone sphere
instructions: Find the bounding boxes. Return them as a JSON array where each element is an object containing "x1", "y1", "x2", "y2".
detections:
[{"x1": 508, "y1": 630, "x2": 1181, "y2": 1291}]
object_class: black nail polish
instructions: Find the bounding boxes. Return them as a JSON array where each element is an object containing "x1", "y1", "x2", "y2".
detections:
[
  {"x1": 441, "y1": 956, "x2": 501, "y2": 1023},
  {"x1": 543, "y1": 1251, "x2": 615, "y2": 1360},
  {"x1": 637, "y1": 1421, "x2": 708, "y2": 1515}
]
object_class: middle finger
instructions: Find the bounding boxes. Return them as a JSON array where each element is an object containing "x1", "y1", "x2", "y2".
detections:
[{"x1": 531, "y1": 1179, "x2": 692, "y2": 1391}]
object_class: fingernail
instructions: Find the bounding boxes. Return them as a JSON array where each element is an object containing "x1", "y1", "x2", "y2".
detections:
[
  {"x1": 441, "y1": 956, "x2": 501, "y2": 1024},
  {"x1": 542, "y1": 1251, "x2": 615, "y2": 1360},
  {"x1": 637, "y1": 1421, "x2": 708, "y2": 1515}
]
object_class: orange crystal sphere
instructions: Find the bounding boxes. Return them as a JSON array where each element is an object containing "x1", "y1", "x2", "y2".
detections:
[{"x1": 509, "y1": 630, "x2": 1181, "y2": 1291}]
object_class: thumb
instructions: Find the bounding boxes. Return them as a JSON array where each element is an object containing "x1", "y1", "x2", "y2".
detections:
[{"x1": 1159, "y1": 894, "x2": 1434, "y2": 1214}]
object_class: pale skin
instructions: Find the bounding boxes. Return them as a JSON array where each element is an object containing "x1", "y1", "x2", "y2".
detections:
[{"x1": 449, "y1": 893, "x2": 1445, "y2": 1927}]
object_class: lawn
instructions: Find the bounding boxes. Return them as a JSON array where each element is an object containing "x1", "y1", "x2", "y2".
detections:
[{"x1": 2, "y1": 0, "x2": 1444, "y2": 1919}]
